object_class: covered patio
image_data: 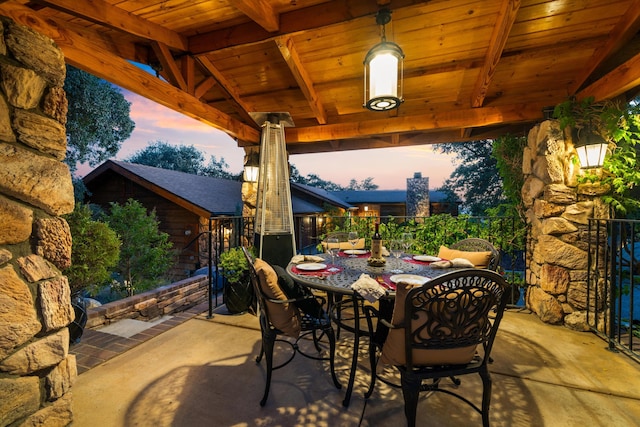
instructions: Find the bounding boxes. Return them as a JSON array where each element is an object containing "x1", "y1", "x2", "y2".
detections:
[
  {"x1": 70, "y1": 303, "x2": 640, "y2": 426},
  {"x1": 3, "y1": 1, "x2": 640, "y2": 425}
]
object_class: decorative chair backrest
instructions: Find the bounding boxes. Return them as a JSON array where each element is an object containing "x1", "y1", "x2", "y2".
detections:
[
  {"x1": 449, "y1": 238, "x2": 501, "y2": 271},
  {"x1": 403, "y1": 268, "x2": 509, "y2": 370}
]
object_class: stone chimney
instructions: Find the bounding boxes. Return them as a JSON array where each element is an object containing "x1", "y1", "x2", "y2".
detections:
[
  {"x1": 0, "y1": 18, "x2": 76, "y2": 425},
  {"x1": 406, "y1": 172, "x2": 430, "y2": 217}
]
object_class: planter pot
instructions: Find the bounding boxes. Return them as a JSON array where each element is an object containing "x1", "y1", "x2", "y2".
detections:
[
  {"x1": 69, "y1": 294, "x2": 88, "y2": 344},
  {"x1": 223, "y1": 275, "x2": 255, "y2": 314}
]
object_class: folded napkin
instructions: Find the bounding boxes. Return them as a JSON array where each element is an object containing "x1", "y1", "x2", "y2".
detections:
[
  {"x1": 351, "y1": 273, "x2": 387, "y2": 302},
  {"x1": 381, "y1": 246, "x2": 390, "y2": 257},
  {"x1": 290, "y1": 254, "x2": 325, "y2": 264},
  {"x1": 430, "y1": 258, "x2": 475, "y2": 268}
]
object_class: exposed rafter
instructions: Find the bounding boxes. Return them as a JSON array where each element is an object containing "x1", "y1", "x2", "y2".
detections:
[
  {"x1": 152, "y1": 41, "x2": 187, "y2": 91},
  {"x1": 30, "y1": 0, "x2": 188, "y2": 51},
  {"x1": 470, "y1": 0, "x2": 520, "y2": 108},
  {"x1": 188, "y1": 0, "x2": 426, "y2": 55},
  {"x1": 286, "y1": 103, "x2": 547, "y2": 143},
  {"x1": 233, "y1": 0, "x2": 280, "y2": 32},
  {"x1": 276, "y1": 36, "x2": 328, "y2": 125},
  {"x1": 568, "y1": 0, "x2": 640, "y2": 94},
  {"x1": 578, "y1": 50, "x2": 640, "y2": 101},
  {"x1": 195, "y1": 56, "x2": 258, "y2": 127}
]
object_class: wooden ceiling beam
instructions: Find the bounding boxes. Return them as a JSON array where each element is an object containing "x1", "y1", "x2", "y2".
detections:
[
  {"x1": 276, "y1": 36, "x2": 328, "y2": 125},
  {"x1": 194, "y1": 77, "x2": 216, "y2": 100},
  {"x1": 196, "y1": 56, "x2": 257, "y2": 126},
  {"x1": 233, "y1": 0, "x2": 280, "y2": 32},
  {"x1": 188, "y1": 0, "x2": 429, "y2": 55},
  {"x1": 578, "y1": 50, "x2": 640, "y2": 102},
  {"x1": 29, "y1": 0, "x2": 188, "y2": 51},
  {"x1": 568, "y1": 0, "x2": 640, "y2": 94},
  {"x1": 470, "y1": 0, "x2": 520, "y2": 108},
  {"x1": 0, "y1": 2, "x2": 260, "y2": 142},
  {"x1": 285, "y1": 103, "x2": 546, "y2": 143},
  {"x1": 151, "y1": 41, "x2": 187, "y2": 91}
]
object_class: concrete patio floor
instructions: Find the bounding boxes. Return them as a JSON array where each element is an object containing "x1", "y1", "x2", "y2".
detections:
[{"x1": 70, "y1": 306, "x2": 640, "y2": 427}]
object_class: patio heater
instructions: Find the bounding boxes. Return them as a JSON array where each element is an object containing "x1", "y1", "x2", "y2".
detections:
[{"x1": 251, "y1": 112, "x2": 297, "y2": 268}]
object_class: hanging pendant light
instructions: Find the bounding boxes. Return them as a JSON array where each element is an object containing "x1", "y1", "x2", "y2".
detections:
[{"x1": 364, "y1": 8, "x2": 404, "y2": 111}]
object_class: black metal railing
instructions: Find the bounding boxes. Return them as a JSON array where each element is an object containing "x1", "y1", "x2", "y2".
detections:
[
  {"x1": 205, "y1": 214, "x2": 527, "y2": 309},
  {"x1": 588, "y1": 218, "x2": 640, "y2": 362}
]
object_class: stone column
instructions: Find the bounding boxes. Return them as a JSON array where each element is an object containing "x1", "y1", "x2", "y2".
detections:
[
  {"x1": 0, "y1": 18, "x2": 76, "y2": 425},
  {"x1": 522, "y1": 120, "x2": 609, "y2": 329},
  {"x1": 406, "y1": 172, "x2": 430, "y2": 217}
]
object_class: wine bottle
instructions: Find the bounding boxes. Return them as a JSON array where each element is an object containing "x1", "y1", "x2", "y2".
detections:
[{"x1": 368, "y1": 222, "x2": 385, "y2": 265}]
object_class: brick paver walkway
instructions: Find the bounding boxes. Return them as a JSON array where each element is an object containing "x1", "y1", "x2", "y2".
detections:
[{"x1": 70, "y1": 302, "x2": 210, "y2": 374}]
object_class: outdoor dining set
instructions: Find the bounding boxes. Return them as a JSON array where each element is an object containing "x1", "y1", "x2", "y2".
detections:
[{"x1": 242, "y1": 236, "x2": 510, "y2": 427}]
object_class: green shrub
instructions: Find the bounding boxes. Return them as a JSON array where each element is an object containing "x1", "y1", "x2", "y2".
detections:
[{"x1": 64, "y1": 203, "x2": 121, "y2": 296}]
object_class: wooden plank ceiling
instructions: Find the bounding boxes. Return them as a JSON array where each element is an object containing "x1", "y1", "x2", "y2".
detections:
[{"x1": 2, "y1": 0, "x2": 640, "y2": 154}]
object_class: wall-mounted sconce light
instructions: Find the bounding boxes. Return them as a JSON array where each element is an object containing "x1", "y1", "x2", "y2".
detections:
[
  {"x1": 243, "y1": 150, "x2": 260, "y2": 182},
  {"x1": 572, "y1": 128, "x2": 609, "y2": 169}
]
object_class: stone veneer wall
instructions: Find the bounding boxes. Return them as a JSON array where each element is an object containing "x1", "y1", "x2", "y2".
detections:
[
  {"x1": 0, "y1": 18, "x2": 76, "y2": 426},
  {"x1": 85, "y1": 276, "x2": 208, "y2": 329},
  {"x1": 522, "y1": 120, "x2": 609, "y2": 330}
]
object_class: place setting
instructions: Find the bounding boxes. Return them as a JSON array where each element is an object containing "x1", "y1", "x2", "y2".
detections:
[{"x1": 290, "y1": 254, "x2": 342, "y2": 278}]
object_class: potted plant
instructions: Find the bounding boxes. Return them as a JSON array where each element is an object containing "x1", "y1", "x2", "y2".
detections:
[{"x1": 219, "y1": 246, "x2": 255, "y2": 314}]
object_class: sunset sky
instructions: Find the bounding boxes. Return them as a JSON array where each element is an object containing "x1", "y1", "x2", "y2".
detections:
[{"x1": 79, "y1": 91, "x2": 458, "y2": 191}]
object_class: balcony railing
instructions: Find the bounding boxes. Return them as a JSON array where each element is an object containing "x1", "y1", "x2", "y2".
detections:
[
  {"x1": 588, "y1": 218, "x2": 640, "y2": 362},
  {"x1": 200, "y1": 214, "x2": 527, "y2": 315}
]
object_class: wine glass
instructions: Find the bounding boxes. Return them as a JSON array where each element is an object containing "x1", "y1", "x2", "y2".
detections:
[
  {"x1": 401, "y1": 232, "x2": 413, "y2": 254},
  {"x1": 326, "y1": 237, "x2": 340, "y2": 265},
  {"x1": 390, "y1": 239, "x2": 404, "y2": 273},
  {"x1": 348, "y1": 231, "x2": 359, "y2": 257}
]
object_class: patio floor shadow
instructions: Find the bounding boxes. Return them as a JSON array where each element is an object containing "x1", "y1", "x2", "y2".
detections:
[{"x1": 71, "y1": 306, "x2": 640, "y2": 426}]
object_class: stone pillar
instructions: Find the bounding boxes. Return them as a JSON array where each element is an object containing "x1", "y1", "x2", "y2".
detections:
[
  {"x1": 406, "y1": 172, "x2": 430, "y2": 217},
  {"x1": 0, "y1": 17, "x2": 76, "y2": 425},
  {"x1": 522, "y1": 120, "x2": 609, "y2": 329}
]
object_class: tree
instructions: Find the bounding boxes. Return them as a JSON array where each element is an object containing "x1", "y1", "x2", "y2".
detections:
[
  {"x1": 127, "y1": 140, "x2": 205, "y2": 174},
  {"x1": 64, "y1": 203, "x2": 121, "y2": 296},
  {"x1": 346, "y1": 177, "x2": 379, "y2": 190},
  {"x1": 127, "y1": 140, "x2": 239, "y2": 179},
  {"x1": 434, "y1": 140, "x2": 506, "y2": 215},
  {"x1": 64, "y1": 65, "x2": 135, "y2": 172},
  {"x1": 104, "y1": 199, "x2": 174, "y2": 295}
]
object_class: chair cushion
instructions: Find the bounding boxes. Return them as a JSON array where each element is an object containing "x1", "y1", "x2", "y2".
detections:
[
  {"x1": 272, "y1": 265, "x2": 325, "y2": 319},
  {"x1": 381, "y1": 282, "x2": 477, "y2": 366},
  {"x1": 254, "y1": 259, "x2": 301, "y2": 338},
  {"x1": 437, "y1": 245, "x2": 492, "y2": 268},
  {"x1": 322, "y1": 238, "x2": 366, "y2": 251}
]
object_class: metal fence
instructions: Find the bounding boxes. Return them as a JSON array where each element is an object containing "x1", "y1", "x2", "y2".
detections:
[
  {"x1": 202, "y1": 214, "x2": 527, "y2": 316},
  {"x1": 588, "y1": 218, "x2": 640, "y2": 362}
]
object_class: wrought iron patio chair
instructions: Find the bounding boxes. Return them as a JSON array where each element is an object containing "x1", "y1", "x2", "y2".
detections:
[
  {"x1": 450, "y1": 238, "x2": 501, "y2": 271},
  {"x1": 364, "y1": 268, "x2": 509, "y2": 427},
  {"x1": 241, "y1": 247, "x2": 341, "y2": 406}
]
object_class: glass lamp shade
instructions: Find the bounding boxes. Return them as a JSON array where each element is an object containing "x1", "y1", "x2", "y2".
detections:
[
  {"x1": 572, "y1": 128, "x2": 608, "y2": 169},
  {"x1": 243, "y1": 165, "x2": 259, "y2": 182},
  {"x1": 243, "y1": 151, "x2": 260, "y2": 182},
  {"x1": 575, "y1": 143, "x2": 608, "y2": 169},
  {"x1": 364, "y1": 41, "x2": 404, "y2": 111}
]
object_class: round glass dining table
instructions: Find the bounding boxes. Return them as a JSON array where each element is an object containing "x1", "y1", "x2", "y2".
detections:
[{"x1": 286, "y1": 251, "x2": 458, "y2": 407}]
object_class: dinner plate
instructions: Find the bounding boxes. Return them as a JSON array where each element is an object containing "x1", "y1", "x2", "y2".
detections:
[
  {"x1": 413, "y1": 255, "x2": 441, "y2": 262},
  {"x1": 296, "y1": 263, "x2": 327, "y2": 271},
  {"x1": 390, "y1": 274, "x2": 429, "y2": 286},
  {"x1": 343, "y1": 249, "x2": 368, "y2": 255}
]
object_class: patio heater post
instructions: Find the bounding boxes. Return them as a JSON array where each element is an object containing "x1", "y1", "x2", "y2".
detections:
[{"x1": 251, "y1": 112, "x2": 297, "y2": 268}]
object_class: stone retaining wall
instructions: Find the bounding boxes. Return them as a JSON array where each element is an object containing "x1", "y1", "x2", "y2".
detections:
[
  {"x1": 86, "y1": 276, "x2": 209, "y2": 329},
  {"x1": 0, "y1": 17, "x2": 76, "y2": 426}
]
